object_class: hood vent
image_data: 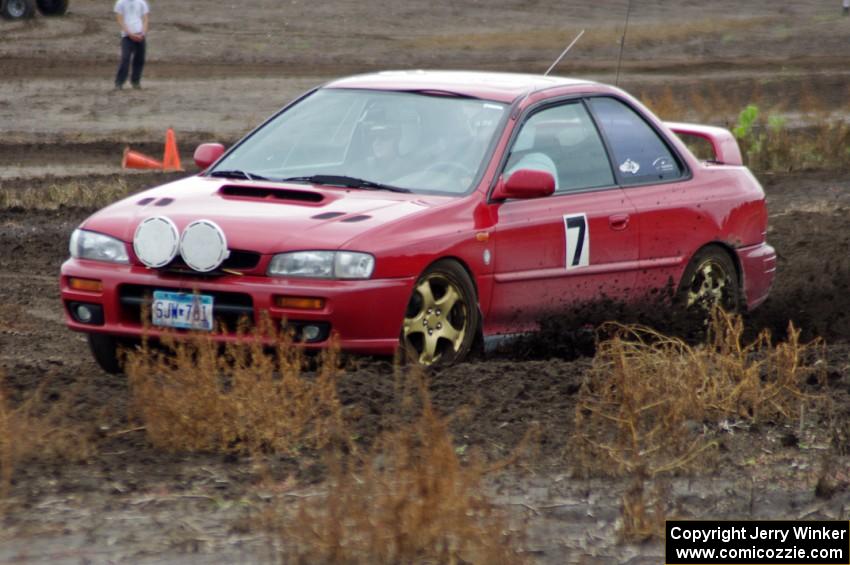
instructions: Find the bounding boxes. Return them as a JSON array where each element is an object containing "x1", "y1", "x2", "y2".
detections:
[
  {"x1": 341, "y1": 215, "x2": 371, "y2": 223},
  {"x1": 312, "y1": 211, "x2": 346, "y2": 220},
  {"x1": 220, "y1": 185, "x2": 323, "y2": 203},
  {"x1": 154, "y1": 197, "x2": 174, "y2": 206},
  {"x1": 137, "y1": 197, "x2": 155, "y2": 206}
]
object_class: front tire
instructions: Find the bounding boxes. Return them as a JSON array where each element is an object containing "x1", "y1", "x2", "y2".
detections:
[
  {"x1": 88, "y1": 334, "x2": 123, "y2": 374},
  {"x1": 35, "y1": 0, "x2": 67, "y2": 16},
  {"x1": 677, "y1": 245, "x2": 741, "y2": 313},
  {"x1": 1, "y1": 0, "x2": 35, "y2": 19},
  {"x1": 401, "y1": 260, "x2": 480, "y2": 366}
]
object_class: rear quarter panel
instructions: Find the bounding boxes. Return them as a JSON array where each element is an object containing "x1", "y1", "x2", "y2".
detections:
[
  {"x1": 600, "y1": 88, "x2": 769, "y2": 294},
  {"x1": 626, "y1": 165, "x2": 768, "y2": 292}
]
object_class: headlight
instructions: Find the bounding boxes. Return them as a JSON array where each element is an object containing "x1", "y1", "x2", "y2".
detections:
[
  {"x1": 69, "y1": 229, "x2": 130, "y2": 264},
  {"x1": 268, "y1": 251, "x2": 374, "y2": 279},
  {"x1": 334, "y1": 251, "x2": 375, "y2": 279}
]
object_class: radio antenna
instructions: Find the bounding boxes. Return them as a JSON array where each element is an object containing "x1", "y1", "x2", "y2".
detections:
[
  {"x1": 544, "y1": 29, "x2": 585, "y2": 76},
  {"x1": 615, "y1": 0, "x2": 633, "y2": 86}
]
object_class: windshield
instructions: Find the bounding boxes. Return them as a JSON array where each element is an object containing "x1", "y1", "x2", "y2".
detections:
[{"x1": 211, "y1": 89, "x2": 508, "y2": 195}]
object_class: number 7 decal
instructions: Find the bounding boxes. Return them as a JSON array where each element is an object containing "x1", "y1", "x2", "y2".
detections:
[{"x1": 564, "y1": 213, "x2": 589, "y2": 269}]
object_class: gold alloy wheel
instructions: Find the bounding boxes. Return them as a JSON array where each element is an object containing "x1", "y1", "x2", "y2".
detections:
[
  {"x1": 402, "y1": 273, "x2": 468, "y2": 365},
  {"x1": 686, "y1": 259, "x2": 729, "y2": 308}
]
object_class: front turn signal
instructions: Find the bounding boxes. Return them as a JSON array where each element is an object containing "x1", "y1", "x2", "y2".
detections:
[
  {"x1": 68, "y1": 277, "x2": 103, "y2": 292},
  {"x1": 275, "y1": 295, "x2": 325, "y2": 310}
]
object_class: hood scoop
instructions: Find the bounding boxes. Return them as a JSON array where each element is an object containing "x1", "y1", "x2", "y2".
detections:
[{"x1": 220, "y1": 184, "x2": 324, "y2": 204}]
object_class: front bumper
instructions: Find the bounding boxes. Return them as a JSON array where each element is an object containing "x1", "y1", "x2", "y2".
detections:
[
  {"x1": 60, "y1": 258, "x2": 415, "y2": 355},
  {"x1": 736, "y1": 241, "x2": 776, "y2": 310}
]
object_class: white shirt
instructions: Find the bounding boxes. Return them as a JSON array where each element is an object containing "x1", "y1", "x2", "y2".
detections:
[{"x1": 114, "y1": 0, "x2": 149, "y2": 37}]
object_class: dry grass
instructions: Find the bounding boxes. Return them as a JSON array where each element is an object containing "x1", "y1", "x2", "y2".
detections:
[
  {"x1": 123, "y1": 322, "x2": 527, "y2": 560},
  {"x1": 268, "y1": 368, "x2": 524, "y2": 564},
  {"x1": 728, "y1": 101, "x2": 850, "y2": 173},
  {"x1": 639, "y1": 82, "x2": 847, "y2": 124},
  {"x1": 739, "y1": 119, "x2": 850, "y2": 173},
  {"x1": 640, "y1": 86, "x2": 850, "y2": 173},
  {"x1": 641, "y1": 84, "x2": 762, "y2": 124},
  {"x1": 0, "y1": 371, "x2": 94, "y2": 498},
  {"x1": 124, "y1": 323, "x2": 344, "y2": 455},
  {"x1": 621, "y1": 478, "x2": 668, "y2": 543},
  {"x1": 405, "y1": 17, "x2": 774, "y2": 53},
  {"x1": 125, "y1": 322, "x2": 527, "y2": 560},
  {"x1": 572, "y1": 309, "x2": 825, "y2": 539},
  {"x1": 0, "y1": 178, "x2": 135, "y2": 210}
]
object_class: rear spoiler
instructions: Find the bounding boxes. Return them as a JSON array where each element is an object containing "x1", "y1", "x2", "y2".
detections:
[{"x1": 665, "y1": 122, "x2": 743, "y2": 166}]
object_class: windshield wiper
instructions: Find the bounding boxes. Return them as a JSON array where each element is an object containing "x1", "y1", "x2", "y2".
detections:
[
  {"x1": 281, "y1": 175, "x2": 411, "y2": 193},
  {"x1": 209, "y1": 169, "x2": 269, "y2": 181}
]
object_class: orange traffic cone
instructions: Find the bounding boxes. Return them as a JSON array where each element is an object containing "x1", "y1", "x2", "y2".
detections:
[
  {"x1": 122, "y1": 147, "x2": 164, "y2": 170},
  {"x1": 162, "y1": 128, "x2": 183, "y2": 171}
]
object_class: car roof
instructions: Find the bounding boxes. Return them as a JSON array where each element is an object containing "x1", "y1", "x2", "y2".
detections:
[{"x1": 324, "y1": 70, "x2": 596, "y2": 103}]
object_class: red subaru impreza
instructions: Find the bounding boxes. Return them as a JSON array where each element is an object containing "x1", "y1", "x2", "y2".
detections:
[{"x1": 60, "y1": 71, "x2": 775, "y2": 372}]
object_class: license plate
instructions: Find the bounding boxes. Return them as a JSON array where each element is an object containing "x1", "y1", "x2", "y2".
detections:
[{"x1": 152, "y1": 291, "x2": 214, "y2": 331}]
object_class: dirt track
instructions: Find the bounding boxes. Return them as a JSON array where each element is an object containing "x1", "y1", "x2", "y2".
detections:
[{"x1": 2, "y1": 0, "x2": 850, "y2": 562}]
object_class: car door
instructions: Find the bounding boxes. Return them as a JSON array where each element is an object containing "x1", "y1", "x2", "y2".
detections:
[
  {"x1": 487, "y1": 100, "x2": 639, "y2": 334},
  {"x1": 585, "y1": 96, "x2": 695, "y2": 298}
]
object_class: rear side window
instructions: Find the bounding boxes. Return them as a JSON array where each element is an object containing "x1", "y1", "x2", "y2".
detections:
[{"x1": 588, "y1": 97, "x2": 682, "y2": 185}]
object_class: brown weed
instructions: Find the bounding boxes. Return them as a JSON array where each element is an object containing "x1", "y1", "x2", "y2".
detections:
[
  {"x1": 124, "y1": 323, "x2": 344, "y2": 455},
  {"x1": 269, "y1": 368, "x2": 525, "y2": 564}
]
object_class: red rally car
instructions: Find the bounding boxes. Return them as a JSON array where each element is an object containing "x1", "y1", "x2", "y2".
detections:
[{"x1": 60, "y1": 71, "x2": 776, "y2": 372}]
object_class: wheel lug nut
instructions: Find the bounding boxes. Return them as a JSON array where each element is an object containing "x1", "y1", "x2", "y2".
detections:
[
  {"x1": 437, "y1": 323, "x2": 442, "y2": 329},
  {"x1": 423, "y1": 320, "x2": 428, "y2": 326},
  {"x1": 428, "y1": 329, "x2": 433, "y2": 335},
  {"x1": 436, "y1": 309, "x2": 441, "y2": 315},
  {"x1": 427, "y1": 308, "x2": 432, "y2": 314}
]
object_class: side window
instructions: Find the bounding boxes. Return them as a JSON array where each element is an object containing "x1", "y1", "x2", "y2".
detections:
[
  {"x1": 505, "y1": 102, "x2": 614, "y2": 193},
  {"x1": 588, "y1": 97, "x2": 682, "y2": 185}
]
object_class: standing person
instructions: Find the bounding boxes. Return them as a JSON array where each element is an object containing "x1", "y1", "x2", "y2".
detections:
[
  {"x1": 113, "y1": 0, "x2": 149, "y2": 90},
  {"x1": 844, "y1": 0, "x2": 850, "y2": 16}
]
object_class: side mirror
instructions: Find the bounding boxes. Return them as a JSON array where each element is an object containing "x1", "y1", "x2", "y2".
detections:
[
  {"x1": 492, "y1": 169, "x2": 556, "y2": 200},
  {"x1": 194, "y1": 143, "x2": 226, "y2": 170}
]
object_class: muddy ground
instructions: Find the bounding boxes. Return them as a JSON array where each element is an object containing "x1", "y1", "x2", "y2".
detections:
[{"x1": 2, "y1": 0, "x2": 850, "y2": 562}]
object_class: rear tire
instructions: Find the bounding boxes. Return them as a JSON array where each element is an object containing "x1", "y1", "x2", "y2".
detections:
[
  {"x1": 1, "y1": 0, "x2": 35, "y2": 19},
  {"x1": 88, "y1": 334, "x2": 123, "y2": 374},
  {"x1": 35, "y1": 0, "x2": 67, "y2": 15},
  {"x1": 677, "y1": 245, "x2": 741, "y2": 313}
]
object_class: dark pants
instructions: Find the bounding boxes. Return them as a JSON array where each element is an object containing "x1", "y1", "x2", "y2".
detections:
[{"x1": 115, "y1": 36, "x2": 146, "y2": 87}]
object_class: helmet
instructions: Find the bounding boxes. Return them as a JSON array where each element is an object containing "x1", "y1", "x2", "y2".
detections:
[{"x1": 360, "y1": 103, "x2": 401, "y2": 158}]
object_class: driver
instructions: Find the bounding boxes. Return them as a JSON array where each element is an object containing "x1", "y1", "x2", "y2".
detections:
[
  {"x1": 354, "y1": 103, "x2": 406, "y2": 183},
  {"x1": 367, "y1": 123, "x2": 402, "y2": 171}
]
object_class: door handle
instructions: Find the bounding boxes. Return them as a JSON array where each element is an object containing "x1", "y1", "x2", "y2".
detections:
[{"x1": 609, "y1": 214, "x2": 630, "y2": 230}]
